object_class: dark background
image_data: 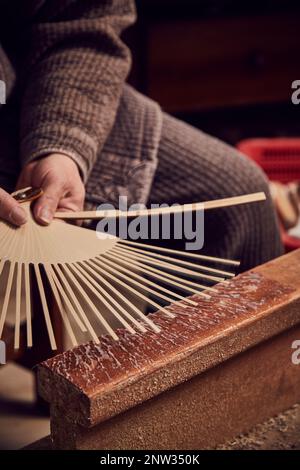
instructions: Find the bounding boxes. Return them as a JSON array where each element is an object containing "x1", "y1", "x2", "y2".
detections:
[{"x1": 124, "y1": 0, "x2": 300, "y2": 146}]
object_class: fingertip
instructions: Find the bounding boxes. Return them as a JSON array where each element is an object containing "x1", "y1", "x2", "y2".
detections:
[
  {"x1": 36, "y1": 206, "x2": 53, "y2": 225},
  {"x1": 10, "y1": 206, "x2": 28, "y2": 226}
]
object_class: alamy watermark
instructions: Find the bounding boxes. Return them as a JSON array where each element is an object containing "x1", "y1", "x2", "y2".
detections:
[
  {"x1": 291, "y1": 340, "x2": 300, "y2": 365},
  {"x1": 96, "y1": 197, "x2": 204, "y2": 251},
  {"x1": 0, "y1": 340, "x2": 6, "y2": 365},
  {"x1": 0, "y1": 80, "x2": 6, "y2": 104},
  {"x1": 291, "y1": 80, "x2": 300, "y2": 105}
]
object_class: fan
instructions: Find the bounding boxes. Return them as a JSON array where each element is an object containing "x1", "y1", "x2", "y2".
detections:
[{"x1": 0, "y1": 188, "x2": 265, "y2": 350}]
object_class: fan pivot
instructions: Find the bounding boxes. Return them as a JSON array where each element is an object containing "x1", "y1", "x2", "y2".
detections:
[{"x1": 11, "y1": 187, "x2": 43, "y2": 204}]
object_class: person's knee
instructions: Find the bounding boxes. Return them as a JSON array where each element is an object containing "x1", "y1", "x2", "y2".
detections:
[
  {"x1": 228, "y1": 149, "x2": 270, "y2": 197},
  {"x1": 243, "y1": 158, "x2": 269, "y2": 192}
]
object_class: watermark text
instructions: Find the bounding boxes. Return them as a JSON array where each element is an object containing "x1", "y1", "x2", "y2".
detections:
[
  {"x1": 96, "y1": 197, "x2": 204, "y2": 251},
  {"x1": 0, "y1": 340, "x2": 6, "y2": 365},
  {"x1": 0, "y1": 80, "x2": 6, "y2": 104},
  {"x1": 291, "y1": 340, "x2": 300, "y2": 365},
  {"x1": 291, "y1": 80, "x2": 300, "y2": 105}
]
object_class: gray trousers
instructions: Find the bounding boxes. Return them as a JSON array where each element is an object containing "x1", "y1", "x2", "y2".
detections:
[{"x1": 85, "y1": 86, "x2": 283, "y2": 272}]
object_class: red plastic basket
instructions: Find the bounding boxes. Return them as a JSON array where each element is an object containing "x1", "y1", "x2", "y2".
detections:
[{"x1": 236, "y1": 138, "x2": 300, "y2": 251}]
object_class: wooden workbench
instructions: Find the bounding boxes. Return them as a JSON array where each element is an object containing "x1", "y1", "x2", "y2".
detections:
[{"x1": 37, "y1": 250, "x2": 300, "y2": 449}]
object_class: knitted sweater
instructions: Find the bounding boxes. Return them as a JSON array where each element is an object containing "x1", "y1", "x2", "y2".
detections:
[{"x1": 0, "y1": 0, "x2": 136, "y2": 183}]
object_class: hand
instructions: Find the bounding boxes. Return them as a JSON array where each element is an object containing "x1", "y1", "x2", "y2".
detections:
[
  {"x1": 0, "y1": 188, "x2": 28, "y2": 226},
  {"x1": 17, "y1": 153, "x2": 85, "y2": 225}
]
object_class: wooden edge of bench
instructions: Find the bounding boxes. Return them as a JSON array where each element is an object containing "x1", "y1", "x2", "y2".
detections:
[{"x1": 37, "y1": 250, "x2": 300, "y2": 428}]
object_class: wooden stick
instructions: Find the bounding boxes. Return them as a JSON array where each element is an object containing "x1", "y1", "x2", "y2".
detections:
[
  {"x1": 54, "y1": 192, "x2": 266, "y2": 220},
  {"x1": 74, "y1": 262, "x2": 137, "y2": 335},
  {"x1": 44, "y1": 265, "x2": 78, "y2": 348},
  {"x1": 0, "y1": 259, "x2": 6, "y2": 278},
  {"x1": 119, "y1": 239, "x2": 239, "y2": 267},
  {"x1": 115, "y1": 243, "x2": 234, "y2": 278},
  {"x1": 83, "y1": 260, "x2": 150, "y2": 333},
  {"x1": 91, "y1": 258, "x2": 174, "y2": 320},
  {"x1": 108, "y1": 251, "x2": 215, "y2": 297},
  {"x1": 103, "y1": 252, "x2": 198, "y2": 306},
  {"x1": 46, "y1": 265, "x2": 87, "y2": 333},
  {"x1": 62, "y1": 264, "x2": 121, "y2": 340},
  {"x1": 14, "y1": 263, "x2": 22, "y2": 349},
  {"x1": 100, "y1": 256, "x2": 185, "y2": 307},
  {"x1": 53, "y1": 264, "x2": 100, "y2": 344},
  {"x1": 34, "y1": 264, "x2": 57, "y2": 350},
  {"x1": 65, "y1": 263, "x2": 119, "y2": 341},
  {"x1": 0, "y1": 263, "x2": 15, "y2": 337},
  {"x1": 89, "y1": 258, "x2": 167, "y2": 328},
  {"x1": 113, "y1": 246, "x2": 224, "y2": 282},
  {"x1": 24, "y1": 263, "x2": 33, "y2": 347},
  {"x1": 84, "y1": 259, "x2": 153, "y2": 334}
]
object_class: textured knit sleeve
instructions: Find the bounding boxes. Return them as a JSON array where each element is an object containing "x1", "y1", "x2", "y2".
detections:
[{"x1": 20, "y1": 0, "x2": 136, "y2": 182}]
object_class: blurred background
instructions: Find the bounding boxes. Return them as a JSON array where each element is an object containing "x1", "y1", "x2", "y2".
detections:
[
  {"x1": 124, "y1": 0, "x2": 300, "y2": 252},
  {"x1": 125, "y1": 0, "x2": 300, "y2": 143}
]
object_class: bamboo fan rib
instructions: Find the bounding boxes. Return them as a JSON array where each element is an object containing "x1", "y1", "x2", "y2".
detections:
[
  {"x1": 54, "y1": 191, "x2": 266, "y2": 220},
  {"x1": 0, "y1": 192, "x2": 263, "y2": 351}
]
